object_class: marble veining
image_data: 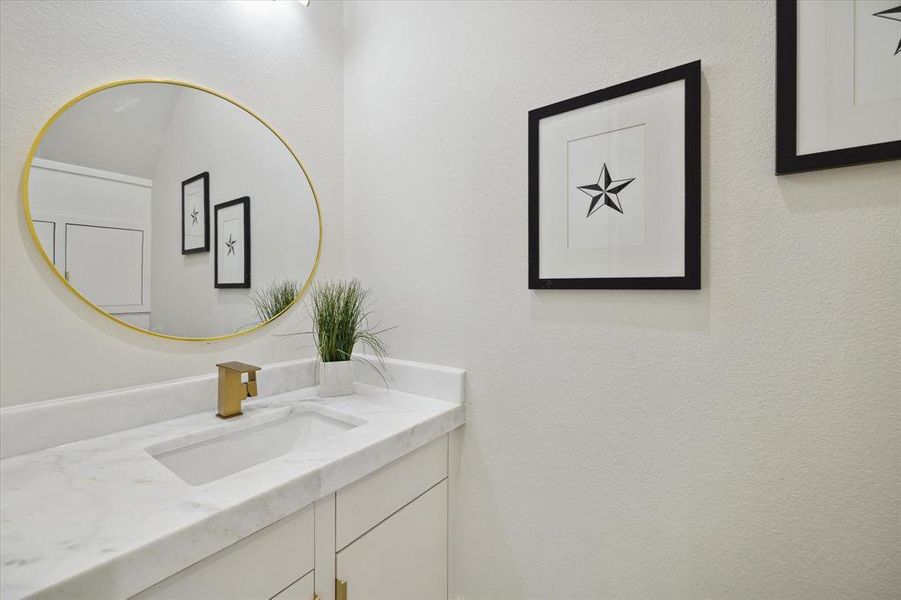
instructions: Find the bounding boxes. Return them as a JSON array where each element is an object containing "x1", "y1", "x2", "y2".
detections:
[{"x1": 0, "y1": 370, "x2": 464, "y2": 599}]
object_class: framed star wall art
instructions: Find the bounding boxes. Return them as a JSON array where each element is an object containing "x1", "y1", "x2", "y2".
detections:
[
  {"x1": 528, "y1": 61, "x2": 701, "y2": 289},
  {"x1": 776, "y1": 0, "x2": 901, "y2": 174},
  {"x1": 181, "y1": 172, "x2": 210, "y2": 254},
  {"x1": 215, "y1": 196, "x2": 251, "y2": 288}
]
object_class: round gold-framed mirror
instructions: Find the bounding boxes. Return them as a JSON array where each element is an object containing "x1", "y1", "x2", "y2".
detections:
[{"x1": 22, "y1": 80, "x2": 321, "y2": 341}]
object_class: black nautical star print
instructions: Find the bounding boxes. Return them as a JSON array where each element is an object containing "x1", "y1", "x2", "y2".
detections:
[
  {"x1": 577, "y1": 163, "x2": 635, "y2": 216},
  {"x1": 226, "y1": 234, "x2": 237, "y2": 256},
  {"x1": 874, "y1": 5, "x2": 901, "y2": 56}
]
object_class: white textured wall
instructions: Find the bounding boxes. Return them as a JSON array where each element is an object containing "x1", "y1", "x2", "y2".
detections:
[
  {"x1": 343, "y1": 2, "x2": 900, "y2": 598},
  {"x1": 0, "y1": 0, "x2": 343, "y2": 405}
]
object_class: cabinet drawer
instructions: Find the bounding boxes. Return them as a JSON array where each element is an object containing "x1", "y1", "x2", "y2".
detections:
[
  {"x1": 271, "y1": 569, "x2": 314, "y2": 600},
  {"x1": 132, "y1": 504, "x2": 314, "y2": 599},
  {"x1": 336, "y1": 435, "x2": 447, "y2": 550}
]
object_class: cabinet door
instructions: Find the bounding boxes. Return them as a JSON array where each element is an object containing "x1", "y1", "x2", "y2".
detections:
[{"x1": 336, "y1": 480, "x2": 447, "y2": 600}]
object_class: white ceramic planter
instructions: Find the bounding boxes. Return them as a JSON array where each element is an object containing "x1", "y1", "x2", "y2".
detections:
[{"x1": 318, "y1": 360, "x2": 355, "y2": 397}]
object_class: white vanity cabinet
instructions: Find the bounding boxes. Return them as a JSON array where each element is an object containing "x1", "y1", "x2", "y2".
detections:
[{"x1": 131, "y1": 434, "x2": 450, "y2": 600}]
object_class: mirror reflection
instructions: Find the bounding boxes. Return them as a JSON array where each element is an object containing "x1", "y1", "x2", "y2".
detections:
[{"x1": 26, "y1": 82, "x2": 320, "y2": 339}]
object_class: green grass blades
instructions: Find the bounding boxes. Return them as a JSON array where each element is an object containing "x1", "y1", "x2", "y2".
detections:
[
  {"x1": 250, "y1": 279, "x2": 302, "y2": 323},
  {"x1": 310, "y1": 279, "x2": 389, "y2": 364}
]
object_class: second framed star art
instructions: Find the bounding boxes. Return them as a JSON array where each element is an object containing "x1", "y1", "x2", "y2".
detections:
[
  {"x1": 215, "y1": 196, "x2": 251, "y2": 289},
  {"x1": 528, "y1": 61, "x2": 701, "y2": 289}
]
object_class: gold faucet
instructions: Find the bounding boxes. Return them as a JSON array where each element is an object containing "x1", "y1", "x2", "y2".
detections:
[{"x1": 215, "y1": 361, "x2": 261, "y2": 419}]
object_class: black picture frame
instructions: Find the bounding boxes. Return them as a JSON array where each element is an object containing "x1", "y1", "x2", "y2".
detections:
[
  {"x1": 775, "y1": 0, "x2": 901, "y2": 175},
  {"x1": 181, "y1": 172, "x2": 210, "y2": 254},
  {"x1": 214, "y1": 197, "x2": 251, "y2": 289},
  {"x1": 528, "y1": 60, "x2": 701, "y2": 290}
]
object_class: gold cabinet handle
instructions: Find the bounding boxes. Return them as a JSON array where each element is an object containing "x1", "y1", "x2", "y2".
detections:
[{"x1": 336, "y1": 578, "x2": 348, "y2": 600}]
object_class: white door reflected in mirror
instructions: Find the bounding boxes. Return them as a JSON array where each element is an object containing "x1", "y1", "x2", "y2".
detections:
[{"x1": 25, "y1": 81, "x2": 321, "y2": 340}]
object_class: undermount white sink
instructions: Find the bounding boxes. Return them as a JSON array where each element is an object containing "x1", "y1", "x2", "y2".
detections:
[{"x1": 148, "y1": 404, "x2": 362, "y2": 485}]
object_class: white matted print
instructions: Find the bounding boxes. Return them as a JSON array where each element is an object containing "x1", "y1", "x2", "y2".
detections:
[
  {"x1": 529, "y1": 62, "x2": 700, "y2": 290},
  {"x1": 777, "y1": 0, "x2": 901, "y2": 173},
  {"x1": 181, "y1": 172, "x2": 209, "y2": 254},
  {"x1": 567, "y1": 123, "x2": 646, "y2": 249},
  {"x1": 215, "y1": 197, "x2": 250, "y2": 288},
  {"x1": 797, "y1": 0, "x2": 901, "y2": 154},
  {"x1": 854, "y1": 0, "x2": 901, "y2": 105}
]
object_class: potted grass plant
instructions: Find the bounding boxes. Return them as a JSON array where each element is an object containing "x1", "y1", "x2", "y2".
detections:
[{"x1": 309, "y1": 279, "x2": 390, "y2": 397}]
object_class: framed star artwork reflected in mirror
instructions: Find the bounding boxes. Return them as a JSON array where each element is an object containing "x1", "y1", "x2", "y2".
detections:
[
  {"x1": 215, "y1": 196, "x2": 251, "y2": 288},
  {"x1": 776, "y1": 0, "x2": 901, "y2": 174},
  {"x1": 528, "y1": 61, "x2": 701, "y2": 290},
  {"x1": 182, "y1": 172, "x2": 210, "y2": 254}
]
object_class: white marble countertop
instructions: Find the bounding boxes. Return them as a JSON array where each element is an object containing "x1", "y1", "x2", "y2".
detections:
[{"x1": 0, "y1": 383, "x2": 464, "y2": 599}]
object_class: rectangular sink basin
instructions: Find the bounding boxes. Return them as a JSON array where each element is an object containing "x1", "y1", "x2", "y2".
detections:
[{"x1": 148, "y1": 404, "x2": 362, "y2": 485}]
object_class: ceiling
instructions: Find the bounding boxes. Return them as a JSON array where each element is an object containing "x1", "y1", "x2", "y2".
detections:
[{"x1": 36, "y1": 83, "x2": 183, "y2": 179}]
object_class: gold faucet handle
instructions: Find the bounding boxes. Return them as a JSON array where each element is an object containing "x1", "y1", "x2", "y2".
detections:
[{"x1": 216, "y1": 361, "x2": 261, "y2": 396}]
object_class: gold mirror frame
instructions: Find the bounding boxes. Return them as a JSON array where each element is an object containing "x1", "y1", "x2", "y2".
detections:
[{"x1": 21, "y1": 79, "x2": 322, "y2": 342}]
